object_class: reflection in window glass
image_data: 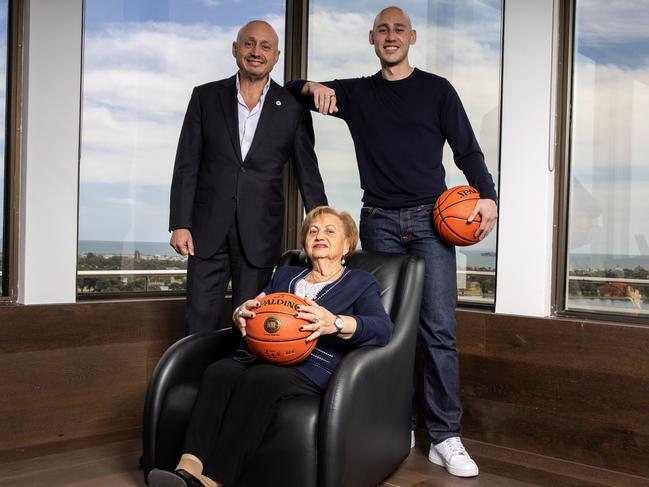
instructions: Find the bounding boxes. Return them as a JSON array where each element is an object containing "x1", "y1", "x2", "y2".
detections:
[
  {"x1": 78, "y1": 1, "x2": 285, "y2": 295},
  {"x1": 0, "y1": 0, "x2": 8, "y2": 296},
  {"x1": 307, "y1": 1, "x2": 502, "y2": 304},
  {"x1": 566, "y1": 1, "x2": 649, "y2": 317}
]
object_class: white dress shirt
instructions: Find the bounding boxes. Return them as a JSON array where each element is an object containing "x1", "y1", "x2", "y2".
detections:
[{"x1": 236, "y1": 74, "x2": 271, "y2": 161}]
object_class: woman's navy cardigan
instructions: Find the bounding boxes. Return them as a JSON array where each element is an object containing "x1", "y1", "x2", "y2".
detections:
[{"x1": 232, "y1": 265, "x2": 394, "y2": 390}]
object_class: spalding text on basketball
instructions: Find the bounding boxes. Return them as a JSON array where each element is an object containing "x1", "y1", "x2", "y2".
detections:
[
  {"x1": 261, "y1": 297, "x2": 299, "y2": 310},
  {"x1": 457, "y1": 188, "x2": 479, "y2": 197}
]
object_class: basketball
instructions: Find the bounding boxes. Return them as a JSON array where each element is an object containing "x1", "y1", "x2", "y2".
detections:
[
  {"x1": 245, "y1": 292, "x2": 316, "y2": 365},
  {"x1": 432, "y1": 185, "x2": 482, "y2": 246}
]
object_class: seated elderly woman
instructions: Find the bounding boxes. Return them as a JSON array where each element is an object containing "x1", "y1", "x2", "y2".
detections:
[{"x1": 148, "y1": 206, "x2": 394, "y2": 487}]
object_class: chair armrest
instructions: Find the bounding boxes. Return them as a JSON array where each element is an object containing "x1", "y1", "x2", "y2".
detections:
[
  {"x1": 317, "y1": 341, "x2": 414, "y2": 487},
  {"x1": 142, "y1": 328, "x2": 240, "y2": 475}
]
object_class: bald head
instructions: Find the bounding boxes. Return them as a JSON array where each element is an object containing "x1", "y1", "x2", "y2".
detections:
[
  {"x1": 232, "y1": 20, "x2": 281, "y2": 82},
  {"x1": 373, "y1": 6, "x2": 412, "y2": 31},
  {"x1": 369, "y1": 5, "x2": 416, "y2": 73},
  {"x1": 236, "y1": 20, "x2": 279, "y2": 48}
]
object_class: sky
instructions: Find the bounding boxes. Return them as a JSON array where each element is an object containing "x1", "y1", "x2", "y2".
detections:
[
  {"x1": 84, "y1": 0, "x2": 286, "y2": 30},
  {"x1": 78, "y1": 0, "x2": 503, "y2": 251},
  {"x1": 78, "y1": 0, "x2": 286, "y2": 243},
  {"x1": 567, "y1": 0, "x2": 649, "y2": 257},
  {"x1": 69, "y1": 0, "x2": 649, "y2": 261}
]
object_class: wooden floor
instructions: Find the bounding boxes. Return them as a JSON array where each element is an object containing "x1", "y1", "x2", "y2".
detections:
[{"x1": 1, "y1": 431, "x2": 648, "y2": 487}]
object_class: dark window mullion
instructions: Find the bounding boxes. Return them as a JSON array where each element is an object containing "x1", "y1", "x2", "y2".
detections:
[{"x1": 282, "y1": 0, "x2": 309, "y2": 253}]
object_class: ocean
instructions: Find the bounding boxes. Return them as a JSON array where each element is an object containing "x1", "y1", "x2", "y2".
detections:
[
  {"x1": 74, "y1": 241, "x2": 649, "y2": 271},
  {"x1": 76, "y1": 240, "x2": 501, "y2": 265},
  {"x1": 78, "y1": 240, "x2": 177, "y2": 257},
  {"x1": 568, "y1": 253, "x2": 649, "y2": 271}
]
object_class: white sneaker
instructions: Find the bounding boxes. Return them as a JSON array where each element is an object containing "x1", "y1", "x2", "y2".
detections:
[
  {"x1": 411, "y1": 430, "x2": 415, "y2": 449},
  {"x1": 428, "y1": 437, "x2": 479, "y2": 477}
]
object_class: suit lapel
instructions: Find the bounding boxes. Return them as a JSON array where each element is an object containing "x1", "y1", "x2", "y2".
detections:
[
  {"x1": 219, "y1": 75, "x2": 243, "y2": 165},
  {"x1": 243, "y1": 80, "x2": 284, "y2": 164}
]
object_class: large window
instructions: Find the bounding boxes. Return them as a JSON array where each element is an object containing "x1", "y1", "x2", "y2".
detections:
[
  {"x1": 0, "y1": 0, "x2": 9, "y2": 297},
  {"x1": 565, "y1": 1, "x2": 649, "y2": 317},
  {"x1": 307, "y1": 0, "x2": 502, "y2": 305},
  {"x1": 78, "y1": 0, "x2": 286, "y2": 295}
]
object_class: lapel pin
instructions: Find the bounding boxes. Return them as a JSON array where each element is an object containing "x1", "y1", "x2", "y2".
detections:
[{"x1": 275, "y1": 100, "x2": 282, "y2": 106}]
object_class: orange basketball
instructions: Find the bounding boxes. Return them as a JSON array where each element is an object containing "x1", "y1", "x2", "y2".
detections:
[
  {"x1": 432, "y1": 185, "x2": 482, "y2": 246},
  {"x1": 245, "y1": 292, "x2": 316, "y2": 366}
]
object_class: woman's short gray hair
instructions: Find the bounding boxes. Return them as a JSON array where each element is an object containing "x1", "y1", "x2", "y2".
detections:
[{"x1": 300, "y1": 206, "x2": 359, "y2": 258}]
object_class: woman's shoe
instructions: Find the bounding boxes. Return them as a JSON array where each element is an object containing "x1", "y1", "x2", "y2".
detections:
[{"x1": 148, "y1": 469, "x2": 204, "y2": 487}]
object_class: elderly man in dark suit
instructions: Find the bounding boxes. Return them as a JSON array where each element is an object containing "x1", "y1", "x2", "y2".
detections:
[{"x1": 169, "y1": 20, "x2": 327, "y2": 335}]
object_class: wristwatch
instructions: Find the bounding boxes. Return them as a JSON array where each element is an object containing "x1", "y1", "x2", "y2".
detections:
[{"x1": 334, "y1": 315, "x2": 344, "y2": 335}]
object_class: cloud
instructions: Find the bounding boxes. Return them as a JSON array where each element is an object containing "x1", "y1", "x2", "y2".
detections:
[
  {"x1": 306, "y1": 7, "x2": 502, "y2": 141},
  {"x1": 104, "y1": 196, "x2": 139, "y2": 206},
  {"x1": 566, "y1": 5, "x2": 649, "y2": 254},
  {"x1": 571, "y1": 54, "x2": 649, "y2": 178},
  {"x1": 576, "y1": 0, "x2": 649, "y2": 45},
  {"x1": 79, "y1": 15, "x2": 288, "y2": 241},
  {"x1": 80, "y1": 8, "x2": 502, "y2": 193},
  {"x1": 568, "y1": 177, "x2": 649, "y2": 255},
  {"x1": 78, "y1": 4, "x2": 648, "y2": 254},
  {"x1": 569, "y1": 56, "x2": 649, "y2": 255},
  {"x1": 198, "y1": 0, "x2": 222, "y2": 6},
  {"x1": 307, "y1": 10, "x2": 376, "y2": 80},
  {"x1": 80, "y1": 17, "x2": 285, "y2": 188}
]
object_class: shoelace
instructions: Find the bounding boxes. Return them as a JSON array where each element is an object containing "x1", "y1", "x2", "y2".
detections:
[{"x1": 445, "y1": 438, "x2": 467, "y2": 458}]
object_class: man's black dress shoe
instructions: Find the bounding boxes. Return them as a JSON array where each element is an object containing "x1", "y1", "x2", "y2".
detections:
[{"x1": 148, "y1": 468, "x2": 204, "y2": 487}]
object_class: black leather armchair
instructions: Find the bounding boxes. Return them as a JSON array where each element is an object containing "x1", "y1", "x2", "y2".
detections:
[{"x1": 142, "y1": 250, "x2": 424, "y2": 487}]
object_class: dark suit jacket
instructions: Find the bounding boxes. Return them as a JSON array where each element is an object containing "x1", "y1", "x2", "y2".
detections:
[{"x1": 169, "y1": 75, "x2": 327, "y2": 267}]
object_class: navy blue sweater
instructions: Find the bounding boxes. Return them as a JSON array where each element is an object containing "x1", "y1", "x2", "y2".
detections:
[
  {"x1": 232, "y1": 266, "x2": 393, "y2": 390},
  {"x1": 286, "y1": 69, "x2": 497, "y2": 208}
]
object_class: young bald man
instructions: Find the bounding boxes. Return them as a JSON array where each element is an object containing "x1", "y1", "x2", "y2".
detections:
[
  {"x1": 169, "y1": 20, "x2": 327, "y2": 336},
  {"x1": 287, "y1": 6, "x2": 498, "y2": 478}
]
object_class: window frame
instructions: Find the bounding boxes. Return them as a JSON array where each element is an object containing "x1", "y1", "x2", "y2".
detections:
[
  {"x1": 554, "y1": 0, "x2": 648, "y2": 325},
  {"x1": 77, "y1": 0, "x2": 304, "y2": 301},
  {"x1": 282, "y1": 0, "x2": 310, "y2": 251},
  {"x1": 1, "y1": 0, "x2": 24, "y2": 303}
]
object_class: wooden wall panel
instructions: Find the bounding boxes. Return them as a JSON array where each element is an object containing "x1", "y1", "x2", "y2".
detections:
[
  {"x1": 462, "y1": 355, "x2": 649, "y2": 430},
  {"x1": 0, "y1": 343, "x2": 146, "y2": 449},
  {"x1": 0, "y1": 301, "x2": 191, "y2": 354},
  {"x1": 0, "y1": 299, "x2": 186, "y2": 461},
  {"x1": 456, "y1": 309, "x2": 649, "y2": 478},
  {"x1": 482, "y1": 313, "x2": 649, "y2": 377},
  {"x1": 455, "y1": 309, "x2": 486, "y2": 355}
]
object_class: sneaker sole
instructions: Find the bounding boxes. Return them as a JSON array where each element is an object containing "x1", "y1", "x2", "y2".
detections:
[
  {"x1": 428, "y1": 450, "x2": 479, "y2": 477},
  {"x1": 148, "y1": 469, "x2": 188, "y2": 487}
]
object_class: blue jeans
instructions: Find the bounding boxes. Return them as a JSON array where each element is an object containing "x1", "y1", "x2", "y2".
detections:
[{"x1": 360, "y1": 204, "x2": 461, "y2": 444}]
